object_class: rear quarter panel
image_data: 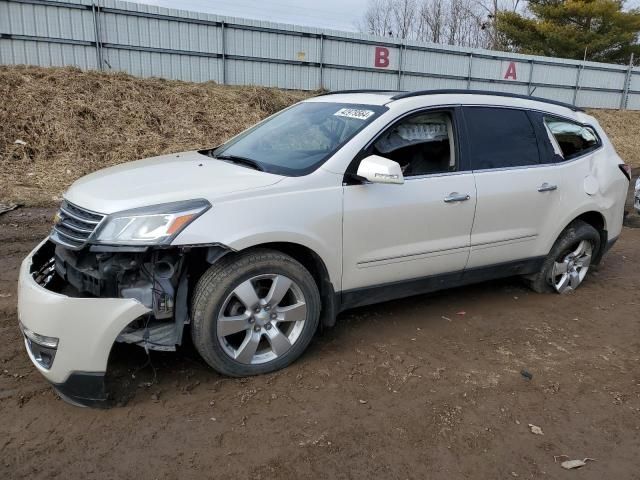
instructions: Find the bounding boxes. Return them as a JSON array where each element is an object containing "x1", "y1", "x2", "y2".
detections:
[{"x1": 543, "y1": 132, "x2": 627, "y2": 254}]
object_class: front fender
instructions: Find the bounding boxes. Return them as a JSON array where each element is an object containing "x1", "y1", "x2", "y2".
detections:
[{"x1": 173, "y1": 181, "x2": 344, "y2": 290}]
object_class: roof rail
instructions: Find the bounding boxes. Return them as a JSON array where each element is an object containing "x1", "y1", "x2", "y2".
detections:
[
  {"x1": 390, "y1": 89, "x2": 584, "y2": 112},
  {"x1": 315, "y1": 89, "x2": 405, "y2": 96}
]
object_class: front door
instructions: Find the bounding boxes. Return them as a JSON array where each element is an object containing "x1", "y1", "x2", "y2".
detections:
[{"x1": 341, "y1": 108, "x2": 476, "y2": 291}]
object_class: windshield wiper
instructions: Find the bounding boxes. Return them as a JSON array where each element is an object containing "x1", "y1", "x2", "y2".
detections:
[{"x1": 214, "y1": 154, "x2": 264, "y2": 171}]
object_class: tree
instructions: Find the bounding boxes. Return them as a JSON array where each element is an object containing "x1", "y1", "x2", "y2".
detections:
[
  {"x1": 358, "y1": 0, "x2": 497, "y2": 48},
  {"x1": 392, "y1": 0, "x2": 419, "y2": 39},
  {"x1": 473, "y1": 0, "x2": 523, "y2": 49},
  {"x1": 361, "y1": 0, "x2": 395, "y2": 37},
  {"x1": 497, "y1": 0, "x2": 640, "y2": 63}
]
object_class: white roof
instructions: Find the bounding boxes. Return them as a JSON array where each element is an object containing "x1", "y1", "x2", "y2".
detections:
[
  {"x1": 305, "y1": 90, "x2": 582, "y2": 120},
  {"x1": 305, "y1": 92, "x2": 398, "y2": 106}
]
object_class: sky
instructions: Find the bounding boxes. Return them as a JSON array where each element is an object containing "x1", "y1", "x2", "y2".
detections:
[
  {"x1": 137, "y1": 0, "x2": 370, "y2": 31},
  {"x1": 132, "y1": 0, "x2": 640, "y2": 33}
]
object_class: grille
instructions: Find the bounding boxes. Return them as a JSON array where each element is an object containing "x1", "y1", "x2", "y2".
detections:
[{"x1": 50, "y1": 200, "x2": 105, "y2": 250}]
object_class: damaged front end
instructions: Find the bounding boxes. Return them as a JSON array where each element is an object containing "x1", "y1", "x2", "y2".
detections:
[
  {"x1": 47, "y1": 198, "x2": 217, "y2": 352},
  {"x1": 53, "y1": 245, "x2": 190, "y2": 351},
  {"x1": 19, "y1": 198, "x2": 227, "y2": 407}
]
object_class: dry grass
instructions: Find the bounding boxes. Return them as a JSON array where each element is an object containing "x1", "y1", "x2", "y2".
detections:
[
  {"x1": 1, "y1": 65, "x2": 638, "y2": 205},
  {"x1": 587, "y1": 108, "x2": 640, "y2": 167},
  {"x1": 0, "y1": 66, "x2": 311, "y2": 205}
]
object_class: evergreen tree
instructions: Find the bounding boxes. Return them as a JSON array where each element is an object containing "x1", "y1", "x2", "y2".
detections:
[{"x1": 496, "y1": 0, "x2": 640, "y2": 63}]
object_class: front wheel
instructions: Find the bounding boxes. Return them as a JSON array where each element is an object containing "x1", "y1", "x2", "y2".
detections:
[
  {"x1": 191, "y1": 249, "x2": 321, "y2": 377},
  {"x1": 525, "y1": 220, "x2": 601, "y2": 294}
]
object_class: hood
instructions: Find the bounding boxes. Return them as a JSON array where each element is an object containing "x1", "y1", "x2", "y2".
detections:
[{"x1": 64, "y1": 151, "x2": 284, "y2": 214}]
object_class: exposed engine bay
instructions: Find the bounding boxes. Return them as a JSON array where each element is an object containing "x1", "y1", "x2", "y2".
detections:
[
  {"x1": 53, "y1": 245, "x2": 189, "y2": 351},
  {"x1": 31, "y1": 239, "x2": 225, "y2": 352}
]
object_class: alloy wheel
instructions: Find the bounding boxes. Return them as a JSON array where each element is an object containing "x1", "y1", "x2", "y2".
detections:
[
  {"x1": 548, "y1": 240, "x2": 593, "y2": 293},
  {"x1": 216, "y1": 274, "x2": 307, "y2": 364}
]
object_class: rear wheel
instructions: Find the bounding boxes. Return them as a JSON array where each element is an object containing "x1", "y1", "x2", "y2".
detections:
[
  {"x1": 191, "y1": 249, "x2": 320, "y2": 377},
  {"x1": 525, "y1": 220, "x2": 601, "y2": 294}
]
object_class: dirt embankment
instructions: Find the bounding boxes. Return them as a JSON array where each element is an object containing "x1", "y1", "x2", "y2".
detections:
[
  {"x1": 0, "y1": 66, "x2": 311, "y2": 205},
  {"x1": 1, "y1": 65, "x2": 639, "y2": 205}
]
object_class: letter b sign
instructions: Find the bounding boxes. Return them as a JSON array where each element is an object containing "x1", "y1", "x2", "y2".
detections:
[{"x1": 374, "y1": 47, "x2": 390, "y2": 68}]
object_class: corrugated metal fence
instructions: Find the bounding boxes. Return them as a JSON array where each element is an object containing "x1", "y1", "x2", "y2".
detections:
[{"x1": 1, "y1": 0, "x2": 639, "y2": 109}]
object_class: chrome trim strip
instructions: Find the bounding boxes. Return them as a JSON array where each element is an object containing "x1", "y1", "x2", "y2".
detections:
[
  {"x1": 64, "y1": 200, "x2": 105, "y2": 217},
  {"x1": 470, "y1": 234, "x2": 537, "y2": 248},
  {"x1": 404, "y1": 170, "x2": 470, "y2": 180},
  {"x1": 52, "y1": 225, "x2": 86, "y2": 243},
  {"x1": 59, "y1": 205, "x2": 102, "y2": 225},
  {"x1": 357, "y1": 245, "x2": 468, "y2": 267},
  {"x1": 58, "y1": 220, "x2": 94, "y2": 234},
  {"x1": 49, "y1": 231, "x2": 83, "y2": 249}
]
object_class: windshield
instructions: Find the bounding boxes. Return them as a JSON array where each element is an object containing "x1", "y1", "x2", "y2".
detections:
[{"x1": 211, "y1": 102, "x2": 387, "y2": 176}]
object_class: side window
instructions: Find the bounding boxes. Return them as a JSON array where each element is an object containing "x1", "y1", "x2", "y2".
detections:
[
  {"x1": 544, "y1": 118, "x2": 600, "y2": 160},
  {"x1": 372, "y1": 111, "x2": 455, "y2": 176},
  {"x1": 464, "y1": 107, "x2": 540, "y2": 170}
]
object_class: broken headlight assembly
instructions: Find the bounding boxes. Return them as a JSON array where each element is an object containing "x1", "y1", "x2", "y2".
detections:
[{"x1": 93, "y1": 199, "x2": 211, "y2": 246}]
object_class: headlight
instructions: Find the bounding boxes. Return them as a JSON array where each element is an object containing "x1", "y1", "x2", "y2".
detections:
[{"x1": 93, "y1": 199, "x2": 211, "y2": 245}]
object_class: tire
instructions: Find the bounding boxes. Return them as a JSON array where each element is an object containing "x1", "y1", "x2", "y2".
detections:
[
  {"x1": 525, "y1": 220, "x2": 601, "y2": 294},
  {"x1": 191, "y1": 248, "x2": 321, "y2": 377}
]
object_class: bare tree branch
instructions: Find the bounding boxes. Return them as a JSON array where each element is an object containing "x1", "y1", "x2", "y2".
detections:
[{"x1": 359, "y1": 0, "x2": 514, "y2": 48}]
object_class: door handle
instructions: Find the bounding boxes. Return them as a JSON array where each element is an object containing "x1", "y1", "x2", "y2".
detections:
[
  {"x1": 444, "y1": 193, "x2": 471, "y2": 203},
  {"x1": 538, "y1": 182, "x2": 558, "y2": 192}
]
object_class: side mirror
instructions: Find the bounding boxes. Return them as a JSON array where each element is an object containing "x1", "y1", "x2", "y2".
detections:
[{"x1": 356, "y1": 155, "x2": 404, "y2": 185}]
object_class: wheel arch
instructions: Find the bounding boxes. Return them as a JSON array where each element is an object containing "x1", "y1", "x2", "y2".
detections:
[
  {"x1": 238, "y1": 242, "x2": 338, "y2": 328},
  {"x1": 554, "y1": 210, "x2": 608, "y2": 264},
  {"x1": 250, "y1": 242, "x2": 337, "y2": 327},
  {"x1": 182, "y1": 238, "x2": 339, "y2": 328}
]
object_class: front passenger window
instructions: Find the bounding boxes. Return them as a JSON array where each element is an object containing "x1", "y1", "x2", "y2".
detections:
[{"x1": 372, "y1": 112, "x2": 455, "y2": 176}]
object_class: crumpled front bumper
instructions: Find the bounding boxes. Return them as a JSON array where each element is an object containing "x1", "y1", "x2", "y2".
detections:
[{"x1": 17, "y1": 239, "x2": 150, "y2": 407}]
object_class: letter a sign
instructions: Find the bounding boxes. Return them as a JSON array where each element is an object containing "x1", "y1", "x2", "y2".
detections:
[{"x1": 504, "y1": 61, "x2": 517, "y2": 80}]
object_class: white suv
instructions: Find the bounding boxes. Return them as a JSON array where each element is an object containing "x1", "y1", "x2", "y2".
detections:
[{"x1": 18, "y1": 90, "x2": 630, "y2": 406}]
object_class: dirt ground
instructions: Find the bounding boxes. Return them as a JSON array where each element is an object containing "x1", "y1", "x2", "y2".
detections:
[{"x1": 0, "y1": 193, "x2": 638, "y2": 479}]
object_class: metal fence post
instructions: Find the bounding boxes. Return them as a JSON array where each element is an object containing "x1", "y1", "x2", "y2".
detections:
[
  {"x1": 220, "y1": 21, "x2": 226, "y2": 84},
  {"x1": 91, "y1": 1, "x2": 103, "y2": 71},
  {"x1": 397, "y1": 43, "x2": 404, "y2": 90},
  {"x1": 620, "y1": 53, "x2": 634, "y2": 110},
  {"x1": 572, "y1": 64, "x2": 583, "y2": 106},
  {"x1": 467, "y1": 53, "x2": 473, "y2": 89},
  {"x1": 319, "y1": 33, "x2": 324, "y2": 90},
  {"x1": 527, "y1": 59, "x2": 534, "y2": 95}
]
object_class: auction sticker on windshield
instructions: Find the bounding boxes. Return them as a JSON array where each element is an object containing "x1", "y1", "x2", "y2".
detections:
[{"x1": 334, "y1": 108, "x2": 375, "y2": 120}]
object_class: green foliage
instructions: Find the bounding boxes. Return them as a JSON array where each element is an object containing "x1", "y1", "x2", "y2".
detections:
[{"x1": 496, "y1": 0, "x2": 640, "y2": 63}]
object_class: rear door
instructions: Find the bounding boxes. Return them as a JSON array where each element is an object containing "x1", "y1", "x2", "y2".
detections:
[{"x1": 463, "y1": 106, "x2": 564, "y2": 268}]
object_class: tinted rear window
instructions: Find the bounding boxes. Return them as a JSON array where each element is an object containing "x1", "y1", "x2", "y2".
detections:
[{"x1": 464, "y1": 107, "x2": 540, "y2": 170}]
